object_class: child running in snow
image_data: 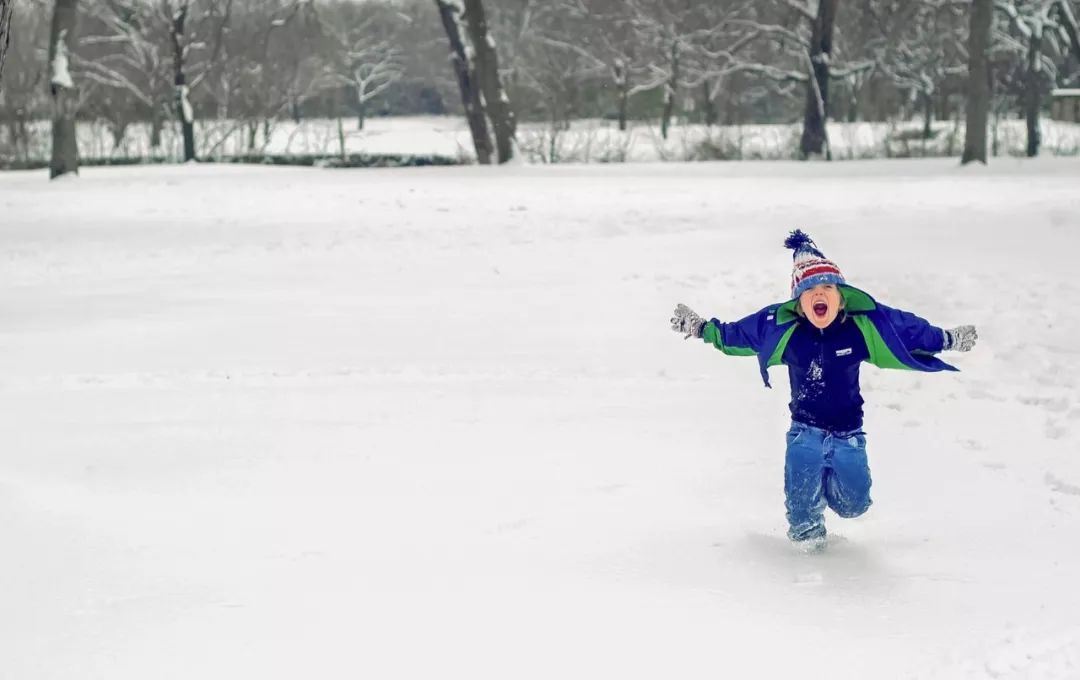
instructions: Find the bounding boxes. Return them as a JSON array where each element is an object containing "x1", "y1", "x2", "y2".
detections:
[{"x1": 670, "y1": 230, "x2": 977, "y2": 551}]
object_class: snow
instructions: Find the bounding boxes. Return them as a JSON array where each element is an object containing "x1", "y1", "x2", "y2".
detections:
[
  {"x1": 6, "y1": 115, "x2": 1078, "y2": 167},
  {"x1": 49, "y1": 30, "x2": 75, "y2": 90},
  {"x1": 2, "y1": 158, "x2": 1080, "y2": 679},
  {"x1": 179, "y1": 84, "x2": 194, "y2": 125}
]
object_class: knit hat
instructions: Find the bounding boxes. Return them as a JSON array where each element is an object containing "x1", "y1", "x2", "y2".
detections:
[{"x1": 785, "y1": 229, "x2": 845, "y2": 299}]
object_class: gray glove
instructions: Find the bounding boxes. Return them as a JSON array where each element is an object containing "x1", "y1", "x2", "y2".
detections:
[
  {"x1": 943, "y1": 325, "x2": 978, "y2": 352},
  {"x1": 670, "y1": 304, "x2": 706, "y2": 339}
]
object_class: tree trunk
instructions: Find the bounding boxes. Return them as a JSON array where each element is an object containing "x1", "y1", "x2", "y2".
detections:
[
  {"x1": 462, "y1": 0, "x2": 515, "y2": 163},
  {"x1": 150, "y1": 107, "x2": 164, "y2": 150},
  {"x1": 962, "y1": 0, "x2": 993, "y2": 164},
  {"x1": 110, "y1": 121, "x2": 127, "y2": 152},
  {"x1": 992, "y1": 99, "x2": 1002, "y2": 156},
  {"x1": 661, "y1": 40, "x2": 679, "y2": 140},
  {"x1": 49, "y1": 0, "x2": 79, "y2": 179},
  {"x1": 0, "y1": 0, "x2": 14, "y2": 91},
  {"x1": 922, "y1": 91, "x2": 933, "y2": 139},
  {"x1": 614, "y1": 59, "x2": 628, "y2": 132},
  {"x1": 247, "y1": 119, "x2": 257, "y2": 151},
  {"x1": 170, "y1": 1, "x2": 196, "y2": 162},
  {"x1": 702, "y1": 81, "x2": 717, "y2": 127},
  {"x1": 434, "y1": 0, "x2": 492, "y2": 164},
  {"x1": 6, "y1": 119, "x2": 16, "y2": 156},
  {"x1": 1024, "y1": 25, "x2": 1043, "y2": 157},
  {"x1": 357, "y1": 99, "x2": 365, "y2": 130},
  {"x1": 800, "y1": 0, "x2": 837, "y2": 159},
  {"x1": 337, "y1": 114, "x2": 346, "y2": 162}
]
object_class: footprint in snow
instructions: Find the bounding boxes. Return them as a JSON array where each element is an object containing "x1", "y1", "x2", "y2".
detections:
[{"x1": 1045, "y1": 473, "x2": 1080, "y2": 497}]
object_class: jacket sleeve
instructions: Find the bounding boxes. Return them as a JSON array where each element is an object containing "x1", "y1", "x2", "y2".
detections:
[
  {"x1": 878, "y1": 303, "x2": 946, "y2": 355},
  {"x1": 701, "y1": 308, "x2": 770, "y2": 357}
]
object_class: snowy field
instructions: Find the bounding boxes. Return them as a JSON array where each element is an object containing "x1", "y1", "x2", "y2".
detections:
[
  {"x1": 2, "y1": 158, "x2": 1080, "y2": 679},
  {"x1": 5, "y1": 114, "x2": 1080, "y2": 165}
]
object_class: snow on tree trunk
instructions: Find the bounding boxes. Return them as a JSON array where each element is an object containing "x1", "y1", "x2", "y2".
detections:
[
  {"x1": 434, "y1": 0, "x2": 493, "y2": 165},
  {"x1": 170, "y1": 2, "x2": 196, "y2": 162},
  {"x1": 800, "y1": 0, "x2": 837, "y2": 160},
  {"x1": 49, "y1": 0, "x2": 79, "y2": 180},
  {"x1": 962, "y1": 0, "x2": 993, "y2": 165},
  {"x1": 462, "y1": 0, "x2": 515, "y2": 164},
  {"x1": 0, "y1": 0, "x2": 14, "y2": 91},
  {"x1": 1024, "y1": 22, "x2": 1043, "y2": 158}
]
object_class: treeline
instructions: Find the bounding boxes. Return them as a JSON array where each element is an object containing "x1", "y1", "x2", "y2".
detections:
[{"x1": 1, "y1": 0, "x2": 1079, "y2": 172}]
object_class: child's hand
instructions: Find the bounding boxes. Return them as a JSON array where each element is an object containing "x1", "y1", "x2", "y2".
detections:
[
  {"x1": 670, "y1": 304, "x2": 706, "y2": 339},
  {"x1": 945, "y1": 325, "x2": 978, "y2": 352}
]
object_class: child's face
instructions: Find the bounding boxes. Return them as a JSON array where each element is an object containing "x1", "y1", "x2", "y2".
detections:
[{"x1": 799, "y1": 284, "x2": 842, "y2": 329}]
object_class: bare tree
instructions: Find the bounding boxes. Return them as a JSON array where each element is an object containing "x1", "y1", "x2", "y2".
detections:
[
  {"x1": 706, "y1": 0, "x2": 870, "y2": 158},
  {"x1": 319, "y1": 2, "x2": 404, "y2": 130},
  {"x1": 963, "y1": 0, "x2": 995, "y2": 164},
  {"x1": 0, "y1": 0, "x2": 14, "y2": 90},
  {"x1": 996, "y1": 0, "x2": 1080, "y2": 156},
  {"x1": 49, "y1": 0, "x2": 79, "y2": 178},
  {"x1": 80, "y1": 0, "x2": 173, "y2": 151},
  {"x1": 462, "y1": 0, "x2": 515, "y2": 163},
  {"x1": 491, "y1": 0, "x2": 608, "y2": 152},
  {"x1": 432, "y1": 0, "x2": 515, "y2": 163},
  {"x1": 221, "y1": 0, "x2": 322, "y2": 152},
  {"x1": 165, "y1": 0, "x2": 196, "y2": 160},
  {"x1": 873, "y1": 2, "x2": 967, "y2": 140},
  {"x1": 797, "y1": 0, "x2": 837, "y2": 158},
  {"x1": 520, "y1": 0, "x2": 646, "y2": 132},
  {"x1": 434, "y1": 0, "x2": 492, "y2": 163},
  {"x1": 89, "y1": 0, "x2": 233, "y2": 162},
  {"x1": 1, "y1": 0, "x2": 49, "y2": 161}
]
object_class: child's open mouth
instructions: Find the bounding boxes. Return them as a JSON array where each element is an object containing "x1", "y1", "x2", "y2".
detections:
[{"x1": 813, "y1": 302, "x2": 828, "y2": 317}]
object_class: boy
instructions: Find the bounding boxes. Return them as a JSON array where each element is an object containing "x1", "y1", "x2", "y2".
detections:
[{"x1": 669, "y1": 231, "x2": 977, "y2": 551}]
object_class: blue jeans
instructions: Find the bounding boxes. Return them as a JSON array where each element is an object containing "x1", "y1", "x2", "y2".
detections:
[{"x1": 784, "y1": 421, "x2": 873, "y2": 542}]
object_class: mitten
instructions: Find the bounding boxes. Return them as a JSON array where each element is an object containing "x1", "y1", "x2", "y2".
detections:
[
  {"x1": 943, "y1": 325, "x2": 977, "y2": 352},
  {"x1": 670, "y1": 304, "x2": 706, "y2": 339}
]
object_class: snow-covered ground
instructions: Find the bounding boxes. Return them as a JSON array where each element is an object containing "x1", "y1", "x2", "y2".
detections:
[
  {"x1": 2, "y1": 158, "x2": 1080, "y2": 679},
  {"x1": 5, "y1": 115, "x2": 1080, "y2": 164}
]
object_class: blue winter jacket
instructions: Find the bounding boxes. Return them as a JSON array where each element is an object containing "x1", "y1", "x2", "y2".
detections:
[{"x1": 700, "y1": 285, "x2": 958, "y2": 432}]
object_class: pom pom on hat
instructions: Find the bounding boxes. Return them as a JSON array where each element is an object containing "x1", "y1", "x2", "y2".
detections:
[{"x1": 784, "y1": 229, "x2": 817, "y2": 253}]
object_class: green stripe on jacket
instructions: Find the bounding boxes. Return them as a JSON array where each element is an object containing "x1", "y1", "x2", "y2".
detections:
[
  {"x1": 852, "y1": 314, "x2": 911, "y2": 370},
  {"x1": 702, "y1": 321, "x2": 756, "y2": 356}
]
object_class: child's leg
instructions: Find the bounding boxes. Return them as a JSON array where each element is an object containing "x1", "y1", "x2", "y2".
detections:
[
  {"x1": 823, "y1": 432, "x2": 873, "y2": 518},
  {"x1": 784, "y1": 424, "x2": 827, "y2": 542}
]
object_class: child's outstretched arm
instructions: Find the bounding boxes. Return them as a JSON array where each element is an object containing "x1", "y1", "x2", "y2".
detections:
[
  {"x1": 879, "y1": 304, "x2": 978, "y2": 354},
  {"x1": 670, "y1": 304, "x2": 765, "y2": 356}
]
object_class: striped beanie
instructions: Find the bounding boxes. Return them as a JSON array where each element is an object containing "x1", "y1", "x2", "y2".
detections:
[{"x1": 785, "y1": 229, "x2": 845, "y2": 299}]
